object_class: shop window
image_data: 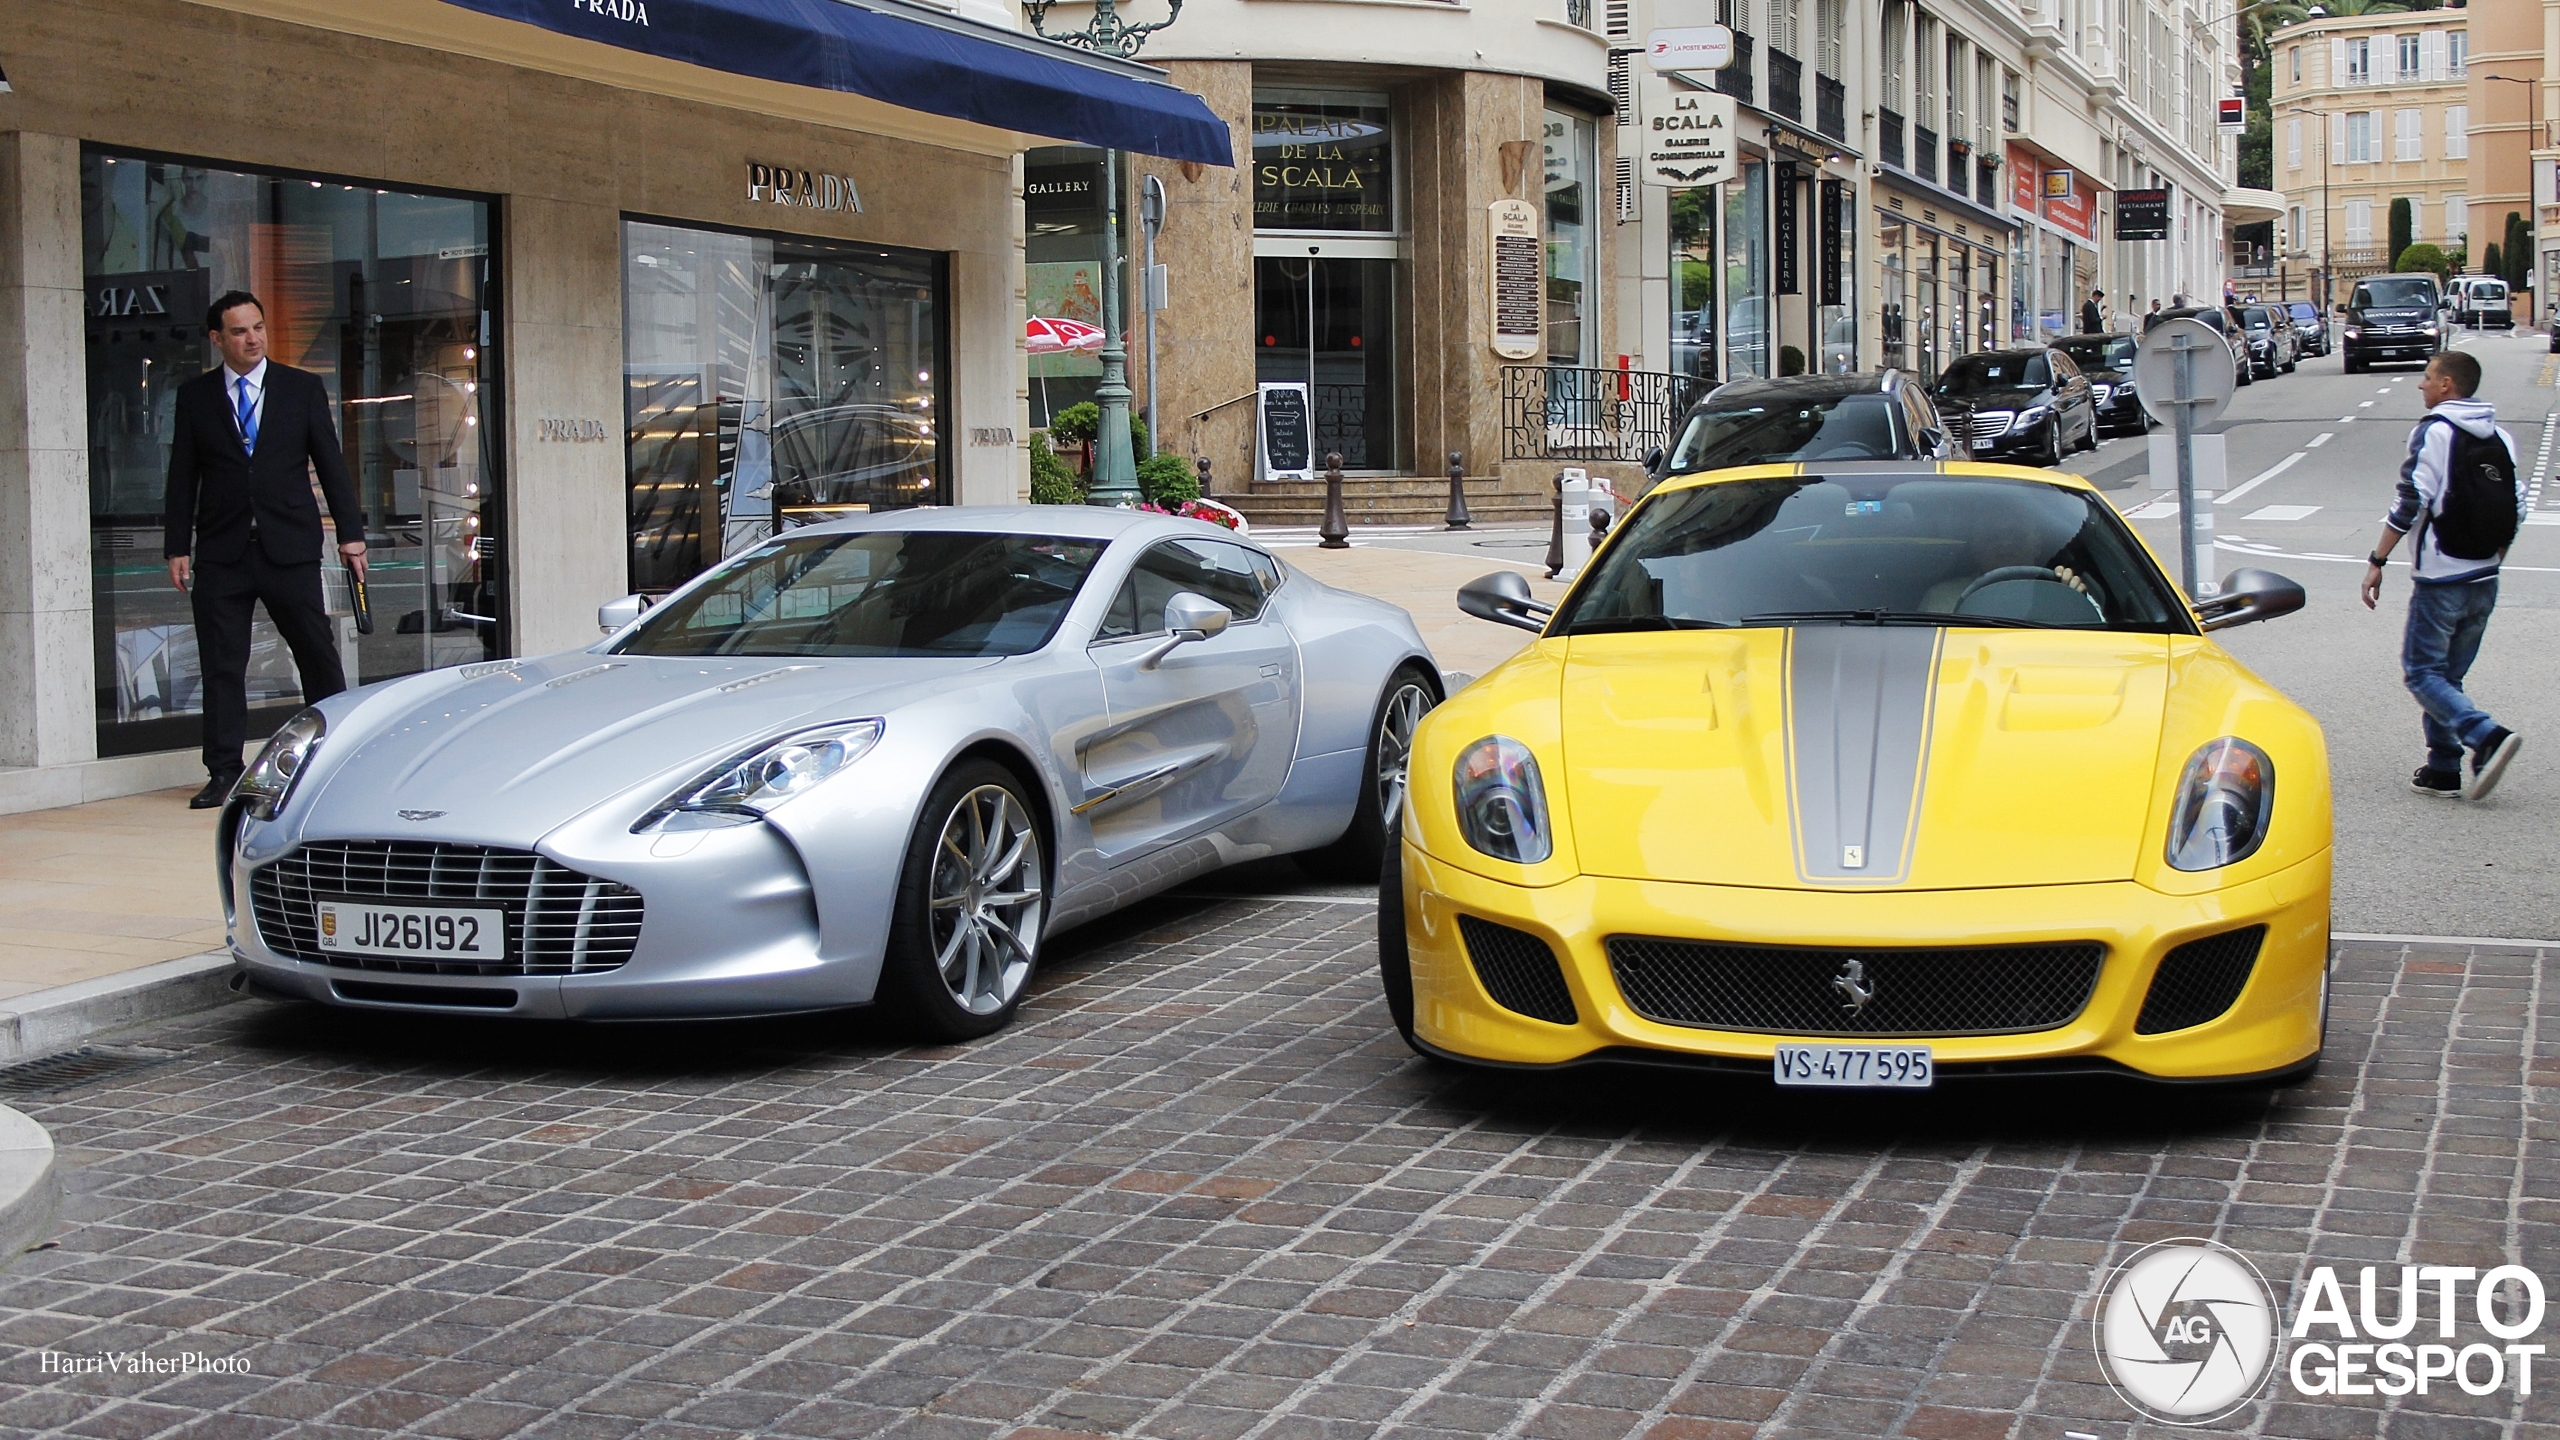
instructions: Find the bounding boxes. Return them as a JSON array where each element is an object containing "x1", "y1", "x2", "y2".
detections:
[
  {"x1": 79, "y1": 149, "x2": 499, "y2": 758},
  {"x1": 1724, "y1": 162, "x2": 1770, "y2": 380},
  {"x1": 1671, "y1": 188, "x2": 1719, "y2": 382},
  {"x1": 1544, "y1": 109, "x2": 1597, "y2": 368},
  {"x1": 622, "y1": 220, "x2": 946, "y2": 596},
  {"x1": 1251, "y1": 89, "x2": 1401, "y2": 472},
  {"x1": 1023, "y1": 145, "x2": 1116, "y2": 430},
  {"x1": 1251, "y1": 94, "x2": 1393, "y2": 233}
]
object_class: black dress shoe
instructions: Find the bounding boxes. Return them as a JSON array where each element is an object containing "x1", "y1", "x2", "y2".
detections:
[{"x1": 189, "y1": 774, "x2": 242, "y2": 809}]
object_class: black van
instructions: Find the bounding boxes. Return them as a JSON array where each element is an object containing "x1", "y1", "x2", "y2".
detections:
[{"x1": 2341, "y1": 273, "x2": 2445, "y2": 372}]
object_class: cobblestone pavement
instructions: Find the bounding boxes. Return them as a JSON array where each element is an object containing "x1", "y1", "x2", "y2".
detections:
[{"x1": 0, "y1": 888, "x2": 2551, "y2": 1440}]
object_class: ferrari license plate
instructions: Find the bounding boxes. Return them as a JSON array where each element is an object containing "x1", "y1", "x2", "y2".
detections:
[
  {"x1": 1773, "y1": 1044, "x2": 1934, "y2": 1088},
  {"x1": 317, "y1": 902, "x2": 506, "y2": 960}
]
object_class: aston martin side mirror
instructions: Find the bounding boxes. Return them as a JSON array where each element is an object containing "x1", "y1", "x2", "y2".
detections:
[
  {"x1": 598, "y1": 593, "x2": 652, "y2": 634},
  {"x1": 1139, "y1": 591, "x2": 1232, "y2": 668},
  {"x1": 2197, "y1": 568, "x2": 2307, "y2": 631},
  {"x1": 1457, "y1": 570, "x2": 1554, "y2": 634},
  {"x1": 1642, "y1": 446, "x2": 1667, "y2": 475}
]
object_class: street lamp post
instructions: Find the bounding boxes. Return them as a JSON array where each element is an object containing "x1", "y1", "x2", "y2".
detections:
[{"x1": 2484, "y1": 74, "x2": 2539, "y2": 291}]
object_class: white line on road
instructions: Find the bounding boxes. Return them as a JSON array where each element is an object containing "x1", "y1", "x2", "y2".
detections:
[
  {"x1": 2307, "y1": 432, "x2": 2334, "y2": 447},
  {"x1": 2359, "y1": 400, "x2": 2376, "y2": 408},
  {"x1": 2216, "y1": 451, "x2": 2302, "y2": 506},
  {"x1": 2122, "y1": 498, "x2": 2182, "y2": 520},
  {"x1": 2340, "y1": 415, "x2": 2357, "y2": 423},
  {"x1": 2244, "y1": 505, "x2": 2321, "y2": 521},
  {"x1": 2377, "y1": 387, "x2": 2393, "y2": 394}
]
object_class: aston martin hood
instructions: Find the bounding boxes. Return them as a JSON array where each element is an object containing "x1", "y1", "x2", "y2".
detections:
[
  {"x1": 298, "y1": 652, "x2": 1002, "y2": 839},
  {"x1": 1559, "y1": 628, "x2": 2173, "y2": 889}
]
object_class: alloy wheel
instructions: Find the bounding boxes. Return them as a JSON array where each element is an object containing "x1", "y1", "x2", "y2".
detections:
[
  {"x1": 1373, "y1": 681, "x2": 1432, "y2": 837},
  {"x1": 927, "y1": 784, "x2": 1044, "y2": 1015}
]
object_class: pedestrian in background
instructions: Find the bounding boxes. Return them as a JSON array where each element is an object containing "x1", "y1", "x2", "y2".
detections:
[
  {"x1": 163, "y1": 291, "x2": 368, "y2": 808},
  {"x1": 2081, "y1": 287, "x2": 2105, "y2": 334},
  {"x1": 2362, "y1": 349, "x2": 2527, "y2": 800}
]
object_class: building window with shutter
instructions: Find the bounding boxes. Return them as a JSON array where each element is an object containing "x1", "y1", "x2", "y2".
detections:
[
  {"x1": 2444, "y1": 194, "x2": 2465, "y2": 246},
  {"x1": 2397, "y1": 34, "x2": 2419, "y2": 82},
  {"x1": 2345, "y1": 111, "x2": 2375, "y2": 163},
  {"x1": 2287, "y1": 117, "x2": 2301, "y2": 169},
  {"x1": 2445, "y1": 105, "x2": 2468, "y2": 159},
  {"x1": 2345, "y1": 199, "x2": 2372, "y2": 245},
  {"x1": 2448, "y1": 32, "x2": 2465, "y2": 77},
  {"x1": 2395, "y1": 109, "x2": 2421, "y2": 161},
  {"x1": 2289, "y1": 45, "x2": 2300, "y2": 84},
  {"x1": 2345, "y1": 38, "x2": 2370, "y2": 85}
]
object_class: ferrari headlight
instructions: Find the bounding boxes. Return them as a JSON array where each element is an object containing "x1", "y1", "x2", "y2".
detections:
[
  {"x1": 236, "y1": 708, "x2": 324, "y2": 821},
  {"x1": 1453, "y1": 736, "x2": 1552, "y2": 864},
  {"x1": 2166, "y1": 737, "x2": 2275, "y2": 872},
  {"x1": 642, "y1": 719, "x2": 884, "y2": 828}
]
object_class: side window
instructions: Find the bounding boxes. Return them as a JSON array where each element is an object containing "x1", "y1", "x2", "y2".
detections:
[
  {"x1": 1094, "y1": 539, "x2": 1270, "y2": 641},
  {"x1": 2024, "y1": 354, "x2": 2052, "y2": 387}
]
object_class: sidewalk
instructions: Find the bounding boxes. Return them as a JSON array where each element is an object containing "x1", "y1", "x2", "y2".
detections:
[{"x1": 0, "y1": 526, "x2": 1561, "y2": 1046}]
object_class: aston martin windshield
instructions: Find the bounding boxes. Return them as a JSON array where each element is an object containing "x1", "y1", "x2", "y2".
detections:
[
  {"x1": 1665, "y1": 396, "x2": 1900, "y2": 472},
  {"x1": 619, "y1": 531, "x2": 1107, "y2": 658},
  {"x1": 1556, "y1": 475, "x2": 2193, "y2": 633}
]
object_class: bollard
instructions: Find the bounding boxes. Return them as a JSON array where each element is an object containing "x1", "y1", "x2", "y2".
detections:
[
  {"x1": 1319, "y1": 451, "x2": 1350, "y2": 549},
  {"x1": 1543, "y1": 471, "x2": 1566, "y2": 577},
  {"x1": 1590, "y1": 504, "x2": 1612, "y2": 549},
  {"x1": 1195, "y1": 455, "x2": 1213, "y2": 496},
  {"x1": 1444, "y1": 451, "x2": 1472, "y2": 530}
]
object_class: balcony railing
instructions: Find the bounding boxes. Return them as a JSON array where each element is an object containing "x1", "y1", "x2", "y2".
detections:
[
  {"x1": 1717, "y1": 31, "x2": 1756, "y2": 106},
  {"x1": 1978, "y1": 157, "x2": 1999, "y2": 207},
  {"x1": 1879, "y1": 106, "x2": 1906, "y2": 170},
  {"x1": 1816, "y1": 75, "x2": 1846, "y2": 141},
  {"x1": 1565, "y1": 0, "x2": 1591, "y2": 28},
  {"x1": 1767, "y1": 50, "x2": 1802, "y2": 120},
  {"x1": 1500, "y1": 365, "x2": 1710, "y2": 463},
  {"x1": 1915, "y1": 124, "x2": 1938, "y2": 185}
]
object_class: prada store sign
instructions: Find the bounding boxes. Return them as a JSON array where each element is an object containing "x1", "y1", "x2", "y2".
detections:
[{"x1": 747, "y1": 162, "x2": 864, "y2": 213}]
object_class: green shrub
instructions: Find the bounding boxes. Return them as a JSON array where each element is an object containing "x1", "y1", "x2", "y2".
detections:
[
  {"x1": 2393, "y1": 243, "x2": 2453, "y2": 281},
  {"x1": 1043, "y1": 401, "x2": 1148, "y2": 456},
  {"x1": 2388, "y1": 199, "x2": 2413, "y2": 268},
  {"x1": 1138, "y1": 452, "x2": 1200, "y2": 506},
  {"x1": 1779, "y1": 345, "x2": 1806, "y2": 377},
  {"x1": 1028, "y1": 432, "x2": 1082, "y2": 504}
]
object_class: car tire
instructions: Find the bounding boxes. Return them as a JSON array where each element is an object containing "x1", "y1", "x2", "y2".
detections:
[
  {"x1": 2042, "y1": 419, "x2": 2065, "y2": 468},
  {"x1": 2281, "y1": 351, "x2": 2298, "y2": 373},
  {"x1": 1377, "y1": 841, "x2": 1423, "y2": 1053},
  {"x1": 1302, "y1": 664, "x2": 1439, "y2": 882},
  {"x1": 876, "y1": 759, "x2": 1048, "y2": 1042}
]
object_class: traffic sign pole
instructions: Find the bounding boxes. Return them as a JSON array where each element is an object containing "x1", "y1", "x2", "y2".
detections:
[{"x1": 2173, "y1": 335, "x2": 2198, "y2": 597}]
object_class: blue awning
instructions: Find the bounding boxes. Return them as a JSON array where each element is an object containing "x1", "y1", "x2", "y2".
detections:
[{"x1": 441, "y1": 0, "x2": 1233, "y2": 165}]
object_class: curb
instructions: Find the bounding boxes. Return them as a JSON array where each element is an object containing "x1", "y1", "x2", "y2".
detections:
[
  {"x1": 0, "y1": 1106, "x2": 58, "y2": 1274},
  {"x1": 0, "y1": 952, "x2": 242, "y2": 1067}
]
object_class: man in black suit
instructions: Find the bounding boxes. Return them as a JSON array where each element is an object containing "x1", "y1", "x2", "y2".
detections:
[{"x1": 165, "y1": 291, "x2": 367, "y2": 807}]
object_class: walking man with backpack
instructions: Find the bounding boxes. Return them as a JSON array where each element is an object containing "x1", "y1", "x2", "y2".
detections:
[{"x1": 2361, "y1": 349, "x2": 2528, "y2": 799}]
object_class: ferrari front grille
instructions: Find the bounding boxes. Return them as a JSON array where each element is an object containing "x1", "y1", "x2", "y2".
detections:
[
  {"x1": 1604, "y1": 936, "x2": 2105, "y2": 1037},
  {"x1": 2135, "y1": 926, "x2": 2265, "y2": 1035},
  {"x1": 1459, "y1": 916, "x2": 1578, "y2": 1026},
  {"x1": 250, "y1": 840, "x2": 643, "y2": 976}
]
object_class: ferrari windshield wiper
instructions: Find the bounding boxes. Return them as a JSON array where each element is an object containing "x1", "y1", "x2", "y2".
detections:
[
  {"x1": 1739, "y1": 609, "x2": 2058, "y2": 629},
  {"x1": 1563, "y1": 615, "x2": 1733, "y2": 634}
]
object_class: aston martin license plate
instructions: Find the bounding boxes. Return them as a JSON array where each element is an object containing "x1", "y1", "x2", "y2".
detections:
[
  {"x1": 317, "y1": 902, "x2": 506, "y2": 960},
  {"x1": 1773, "y1": 1044, "x2": 1934, "y2": 1088}
]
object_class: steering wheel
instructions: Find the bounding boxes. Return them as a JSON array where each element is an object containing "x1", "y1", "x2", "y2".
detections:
[{"x1": 1956, "y1": 565, "x2": 2069, "y2": 606}]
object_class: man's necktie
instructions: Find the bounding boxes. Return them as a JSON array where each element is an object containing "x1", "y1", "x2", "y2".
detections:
[{"x1": 235, "y1": 376, "x2": 258, "y2": 455}]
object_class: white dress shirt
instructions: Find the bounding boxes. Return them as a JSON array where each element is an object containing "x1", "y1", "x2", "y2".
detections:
[{"x1": 225, "y1": 358, "x2": 268, "y2": 449}]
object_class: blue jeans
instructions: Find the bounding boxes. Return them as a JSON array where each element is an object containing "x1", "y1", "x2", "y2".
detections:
[{"x1": 2402, "y1": 577, "x2": 2500, "y2": 772}]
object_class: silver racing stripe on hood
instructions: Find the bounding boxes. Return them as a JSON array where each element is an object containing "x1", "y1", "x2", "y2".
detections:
[{"x1": 1783, "y1": 626, "x2": 1943, "y2": 884}]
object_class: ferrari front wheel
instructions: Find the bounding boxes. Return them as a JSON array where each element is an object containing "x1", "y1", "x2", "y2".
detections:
[
  {"x1": 879, "y1": 761, "x2": 1047, "y2": 1040},
  {"x1": 1377, "y1": 842, "x2": 1422, "y2": 1053}
]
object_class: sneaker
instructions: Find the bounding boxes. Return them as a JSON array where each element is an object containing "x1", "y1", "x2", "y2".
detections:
[
  {"x1": 2468, "y1": 728, "x2": 2522, "y2": 801},
  {"x1": 2410, "y1": 766, "x2": 2463, "y2": 799}
]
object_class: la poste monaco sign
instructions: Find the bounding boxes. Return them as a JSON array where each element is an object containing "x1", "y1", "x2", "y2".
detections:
[{"x1": 1645, "y1": 25, "x2": 1733, "y2": 72}]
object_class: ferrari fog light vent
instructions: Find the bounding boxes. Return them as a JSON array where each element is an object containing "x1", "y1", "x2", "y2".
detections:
[
  {"x1": 1604, "y1": 937, "x2": 2105, "y2": 1037},
  {"x1": 1459, "y1": 916, "x2": 1579, "y2": 1026},
  {"x1": 250, "y1": 841, "x2": 644, "y2": 977},
  {"x1": 2135, "y1": 926, "x2": 2266, "y2": 1035}
]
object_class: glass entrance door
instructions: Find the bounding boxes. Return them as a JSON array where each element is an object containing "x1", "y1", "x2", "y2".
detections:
[{"x1": 1252, "y1": 248, "x2": 1398, "y2": 472}]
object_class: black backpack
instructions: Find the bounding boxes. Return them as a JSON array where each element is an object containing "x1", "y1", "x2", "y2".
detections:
[{"x1": 2429, "y1": 421, "x2": 2521, "y2": 561}]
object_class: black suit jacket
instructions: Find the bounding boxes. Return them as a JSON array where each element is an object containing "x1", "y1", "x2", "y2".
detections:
[{"x1": 163, "y1": 363, "x2": 365, "y2": 566}]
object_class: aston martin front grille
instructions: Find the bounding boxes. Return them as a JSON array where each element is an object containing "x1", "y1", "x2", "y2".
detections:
[
  {"x1": 2135, "y1": 926, "x2": 2265, "y2": 1034},
  {"x1": 1604, "y1": 936, "x2": 2105, "y2": 1037},
  {"x1": 250, "y1": 840, "x2": 643, "y2": 976}
]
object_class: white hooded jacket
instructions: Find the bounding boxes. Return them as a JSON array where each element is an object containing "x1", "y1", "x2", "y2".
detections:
[{"x1": 2386, "y1": 396, "x2": 2527, "y2": 584}]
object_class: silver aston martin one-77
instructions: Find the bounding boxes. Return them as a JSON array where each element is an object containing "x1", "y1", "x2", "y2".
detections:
[{"x1": 222, "y1": 507, "x2": 1440, "y2": 1037}]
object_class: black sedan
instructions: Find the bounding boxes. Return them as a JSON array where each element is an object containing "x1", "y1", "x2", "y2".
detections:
[
  {"x1": 2050, "y1": 334, "x2": 2150, "y2": 438},
  {"x1": 1650, "y1": 371, "x2": 1955, "y2": 480},
  {"x1": 2229, "y1": 303, "x2": 2300, "y2": 378},
  {"x1": 2287, "y1": 300, "x2": 2330, "y2": 357},
  {"x1": 1928, "y1": 346, "x2": 2100, "y2": 466}
]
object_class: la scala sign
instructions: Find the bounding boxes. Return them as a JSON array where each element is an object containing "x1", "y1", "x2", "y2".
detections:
[{"x1": 1640, "y1": 86, "x2": 1738, "y2": 189}]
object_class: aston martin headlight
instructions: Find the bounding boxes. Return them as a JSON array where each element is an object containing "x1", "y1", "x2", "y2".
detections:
[
  {"x1": 236, "y1": 708, "x2": 325, "y2": 821},
  {"x1": 1453, "y1": 736, "x2": 1552, "y2": 864},
  {"x1": 2165, "y1": 737, "x2": 2275, "y2": 872},
  {"x1": 642, "y1": 719, "x2": 884, "y2": 828}
]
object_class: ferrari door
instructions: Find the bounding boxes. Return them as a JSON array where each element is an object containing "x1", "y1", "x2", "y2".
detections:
[{"x1": 1082, "y1": 539, "x2": 1302, "y2": 861}]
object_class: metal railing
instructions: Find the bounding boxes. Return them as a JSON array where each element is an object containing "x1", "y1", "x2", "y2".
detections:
[
  {"x1": 1977, "y1": 157, "x2": 1999, "y2": 207},
  {"x1": 1878, "y1": 106, "x2": 1905, "y2": 170},
  {"x1": 1768, "y1": 50, "x2": 1802, "y2": 120},
  {"x1": 1816, "y1": 75, "x2": 1846, "y2": 141},
  {"x1": 1717, "y1": 31, "x2": 1756, "y2": 105},
  {"x1": 1500, "y1": 365, "x2": 1709, "y2": 463},
  {"x1": 1914, "y1": 124, "x2": 1938, "y2": 185}
]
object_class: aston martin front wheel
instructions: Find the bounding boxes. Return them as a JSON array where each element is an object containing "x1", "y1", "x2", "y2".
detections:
[
  {"x1": 880, "y1": 761, "x2": 1047, "y2": 1041},
  {"x1": 1302, "y1": 664, "x2": 1438, "y2": 882}
]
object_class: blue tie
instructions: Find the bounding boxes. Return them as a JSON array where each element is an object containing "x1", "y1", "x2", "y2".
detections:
[{"x1": 235, "y1": 376, "x2": 258, "y2": 455}]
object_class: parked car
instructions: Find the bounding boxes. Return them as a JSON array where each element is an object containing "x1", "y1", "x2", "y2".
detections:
[
  {"x1": 1651, "y1": 371, "x2": 1954, "y2": 480},
  {"x1": 2228, "y1": 303, "x2": 2300, "y2": 378},
  {"x1": 1409, "y1": 464, "x2": 2327, "y2": 1089},
  {"x1": 2286, "y1": 300, "x2": 2331, "y2": 357},
  {"x1": 2154, "y1": 306, "x2": 2253, "y2": 387},
  {"x1": 2050, "y1": 333, "x2": 2150, "y2": 437},
  {"x1": 1928, "y1": 346, "x2": 2101, "y2": 465},
  {"x1": 2446, "y1": 274, "x2": 2515, "y2": 330},
  {"x1": 2342, "y1": 273, "x2": 2445, "y2": 372},
  {"x1": 223, "y1": 507, "x2": 1443, "y2": 1036}
]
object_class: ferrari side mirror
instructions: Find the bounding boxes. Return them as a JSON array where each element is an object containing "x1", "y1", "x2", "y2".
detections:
[
  {"x1": 2197, "y1": 568, "x2": 2306, "y2": 631},
  {"x1": 1458, "y1": 571, "x2": 1554, "y2": 634},
  {"x1": 599, "y1": 593, "x2": 652, "y2": 634}
]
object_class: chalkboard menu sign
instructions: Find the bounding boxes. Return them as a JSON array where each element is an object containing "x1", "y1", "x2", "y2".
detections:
[
  {"x1": 1258, "y1": 383, "x2": 1312, "y2": 481},
  {"x1": 1490, "y1": 200, "x2": 1542, "y2": 360}
]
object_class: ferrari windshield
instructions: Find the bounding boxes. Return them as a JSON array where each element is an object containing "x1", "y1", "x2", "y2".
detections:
[
  {"x1": 1666, "y1": 395, "x2": 1901, "y2": 473},
  {"x1": 1555, "y1": 474, "x2": 2193, "y2": 634},
  {"x1": 617, "y1": 531, "x2": 1107, "y2": 658}
]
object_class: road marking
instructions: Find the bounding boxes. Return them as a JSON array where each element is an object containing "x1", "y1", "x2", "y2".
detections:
[
  {"x1": 2216, "y1": 452, "x2": 2303, "y2": 506},
  {"x1": 2244, "y1": 505, "x2": 2321, "y2": 521},
  {"x1": 2378, "y1": 387, "x2": 2394, "y2": 394},
  {"x1": 2341, "y1": 415, "x2": 2357, "y2": 423},
  {"x1": 2122, "y1": 498, "x2": 2182, "y2": 520},
  {"x1": 2307, "y1": 432, "x2": 2334, "y2": 447},
  {"x1": 2359, "y1": 400, "x2": 2376, "y2": 408},
  {"x1": 2219, "y1": 536, "x2": 2560, "y2": 573}
]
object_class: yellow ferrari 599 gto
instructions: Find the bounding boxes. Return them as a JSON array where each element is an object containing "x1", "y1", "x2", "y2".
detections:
[{"x1": 1384, "y1": 461, "x2": 2331, "y2": 1089}]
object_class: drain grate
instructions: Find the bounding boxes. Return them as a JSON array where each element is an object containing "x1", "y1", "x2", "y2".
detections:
[{"x1": 0, "y1": 1046, "x2": 184, "y2": 1096}]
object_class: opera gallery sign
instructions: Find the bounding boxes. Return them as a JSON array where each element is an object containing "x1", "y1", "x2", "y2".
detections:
[{"x1": 1638, "y1": 84, "x2": 1738, "y2": 189}]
